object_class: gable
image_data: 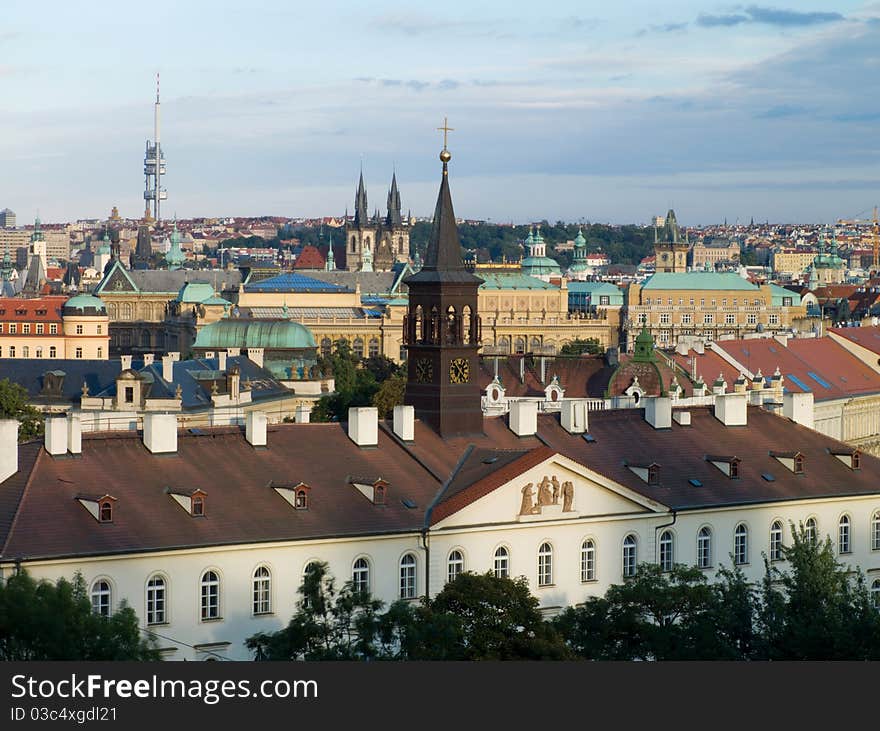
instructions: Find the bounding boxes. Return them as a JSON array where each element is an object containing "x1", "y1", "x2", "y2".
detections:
[
  {"x1": 95, "y1": 263, "x2": 138, "y2": 294},
  {"x1": 432, "y1": 453, "x2": 665, "y2": 529}
]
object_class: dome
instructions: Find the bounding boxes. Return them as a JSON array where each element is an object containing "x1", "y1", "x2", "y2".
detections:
[
  {"x1": 194, "y1": 319, "x2": 317, "y2": 351},
  {"x1": 521, "y1": 256, "x2": 562, "y2": 276},
  {"x1": 176, "y1": 282, "x2": 216, "y2": 304},
  {"x1": 63, "y1": 294, "x2": 106, "y2": 315}
]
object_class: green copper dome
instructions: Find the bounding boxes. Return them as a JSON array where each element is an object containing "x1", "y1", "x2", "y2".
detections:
[
  {"x1": 194, "y1": 319, "x2": 317, "y2": 350},
  {"x1": 63, "y1": 294, "x2": 107, "y2": 314}
]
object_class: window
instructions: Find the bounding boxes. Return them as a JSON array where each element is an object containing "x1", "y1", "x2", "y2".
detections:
[
  {"x1": 538, "y1": 543, "x2": 553, "y2": 587},
  {"x1": 368, "y1": 338, "x2": 379, "y2": 358},
  {"x1": 320, "y1": 338, "x2": 331, "y2": 357},
  {"x1": 838, "y1": 515, "x2": 851, "y2": 554},
  {"x1": 793, "y1": 454, "x2": 804, "y2": 474},
  {"x1": 747, "y1": 314, "x2": 757, "y2": 325},
  {"x1": 804, "y1": 517, "x2": 817, "y2": 545},
  {"x1": 90, "y1": 580, "x2": 111, "y2": 617},
  {"x1": 447, "y1": 550, "x2": 464, "y2": 584},
  {"x1": 75, "y1": 347, "x2": 82, "y2": 359},
  {"x1": 49, "y1": 323, "x2": 57, "y2": 334},
  {"x1": 769, "y1": 314, "x2": 779, "y2": 326},
  {"x1": 734, "y1": 523, "x2": 748, "y2": 565},
  {"x1": 659, "y1": 530, "x2": 674, "y2": 571},
  {"x1": 647, "y1": 464, "x2": 659, "y2": 485},
  {"x1": 295, "y1": 489, "x2": 308, "y2": 510},
  {"x1": 76, "y1": 325, "x2": 83, "y2": 335},
  {"x1": 353, "y1": 338, "x2": 364, "y2": 358},
  {"x1": 623, "y1": 534, "x2": 637, "y2": 578},
  {"x1": 252, "y1": 566, "x2": 271, "y2": 615},
  {"x1": 873, "y1": 579, "x2": 880, "y2": 609},
  {"x1": 99, "y1": 500, "x2": 113, "y2": 523},
  {"x1": 49, "y1": 346, "x2": 56, "y2": 358},
  {"x1": 399, "y1": 554, "x2": 417, "y2": 599},
  {"x1": 8, "y1": 347, "x2": 14, "y2": 357},
  {"x1": 581, "y1": 539, "x2": 596, "y2": 582},
  {"x1": 494, "y1": 546, "x2": 510, "y2": 579},
  {"x1": 374, "y1": 484, "x2": 385, "y2": 505},
  {"x1": 660, "y1": 313, "x2": 670, "y2": 325},
  {"x1": 97, "y1": 325, "x2": 102, "y2": 335},
  {"x1": 599, "y1": 295, "x2": 610, "y2": 306},
  {"x1": 352, "y1": 557, "x2": 370, "y2": 594},
  {"x1": 853, "y1": 452, "x2": 861, "y2": 470},
  {"x1": 697, "y1": 527, "x2": 712, "y2": 568},
  {"x1": 8, "y1": 324, "x2": 15, "y2": 334},
  {"x1": 191, "y1": 494, "x2": 205, "y2": 517},
  {"x1": 22, "y1": 324, "x2": 30, "y2": 334},
  {"x1": 681, "y1": 313, "x2": 692, "y2": 325},
  {"x1": 725, "y1": 313, "x2": 736, "y2": 325},
  {"x1": 703, "y1": 313, "x2": 714, "y2": 325},
  {"x1": 21, "y1": 347, "x2": 28, "y2": 358},
  {"x1": 36, "y1": 323, "x2": 43, "y2": 334},
  {"x1": 200, "y1": 571, "x2": 220, "y2": 620},
  {"x1": 873, "y1": 511, "x2": 880, "y2": 551},
  {"x1": 146, "y1": 575, "x2": 166, "y2": 625},
  {"x1": 124, "y1": 386, "x2": 134, "y2": 404},
  {"x1": 97, "y1": 347, "x2": 103, "y2": 358},
  {"x1": 770, "y1": 520, "x2": 783, "y2": 561},
  {"x1": 35, "y1": 347, "x2": 42, "y2": 358}
]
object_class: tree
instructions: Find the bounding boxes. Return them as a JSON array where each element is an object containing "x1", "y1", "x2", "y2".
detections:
[
  {"x1": 0, "y1": 378, "x2": 43, "y2": 442},
  {"x1": 372, "y1": 372, "x2": 405, "y2": 419},
  {"x1": 311, "y1": 340, "x2": 379, "y2": 422},
  {"x1": 559, "y1": 338, "x2": 602, "y2": 357},
  {"x1": 0, "y1": 570, "x2": 160, "y2": 660}
]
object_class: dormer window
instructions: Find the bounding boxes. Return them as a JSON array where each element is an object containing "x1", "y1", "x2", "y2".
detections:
[
  {"x1": 769, "y1": 451, "x2": 805, "y2": 474},
  {"x1": 295, "y1": 488, "x2": 308, "y2": 510},
  {"x1": 705, "y1": 455, "x2": 741, "y2": 479},
  {"x1": 374, "y1": 483, "x2": 386, "y2": 505},
  {"x1": 165, "y1": 487, "x2": 207, "y2": 517},
  {"x1": 829, "y1": 447, "x2": 861, "y2": 470},
  {"x1": 75, "y1": 494, "x2": 117, "y2": 523},
  {"x1": 647, "y1": 465, "x2": 659, "y2": 485},
  {"x1": 192, "y1": 494, "x2": 205, "y2": 516},
  {"x1": 793, "y1": 454, "x2": 804, "y2": 474},
  {"x1": 99, "y1": 500, "x2": 113, "y2": 523},
  {"x1": 627, "y1": 462, "x2": 661, "y2": 485},
  {"x1": 270, "y1": 481, "x2": 310, "y2": 510},
  {"x1": 853, "y1": 451, "x2": 860, "y2": 469},
  {"x1": 349, "y1": 477, "x2": 390, "y2": 504}
]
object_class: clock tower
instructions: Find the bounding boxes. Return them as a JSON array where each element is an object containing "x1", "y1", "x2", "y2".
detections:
[
  {"x1": 402, "y1": 123, "x2": 483, "y2": 437},
  {"x1": 653, "y1": 209, "x2": 689, "y2": 273}
]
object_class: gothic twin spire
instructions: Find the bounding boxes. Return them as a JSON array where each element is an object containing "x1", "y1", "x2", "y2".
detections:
[{"x1": 353, "y1": 171, "x2": 403, "y2": 228}]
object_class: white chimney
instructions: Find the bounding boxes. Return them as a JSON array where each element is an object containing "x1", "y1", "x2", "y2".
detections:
[
  {"x1": 227, "y1": 347, "x2": 241, "y2": 357},
  {"x1": 348, "y1": 406, "x2": 378, "y2": 447},
  {"x1": 120, "y1": 355, "x2": 132, "y2": 371},
  {"x1": 44, "y1": 415, "x2": 67, "y2": 456},
  {"x1": 393, "y1": 404, "x2": 415, "y2": 441},
  {"x1": 169, "y1": 352, "x2": 181, "y2": 362},
  {"x1": 783, "y1": 392, "x2": 814, "y2": 429},
  {"x1": 644, "y1": 396, "x2": 672, "y2": 429},
  {"x1": 245, "y1": 411, "x2": 268, "y2": 448},
  {"x1": 218, "y1": 351, "x2": 227, "y2": 371},
  {"x1": 67, "y1": 412, "x2": 82, "y2": 455},
  {"x1": 561, "y1": 399, "x2": 589, "y2": 434},
  {"x1": 247, "y1": 348, "x2": 264, "y2": 368},
  {"x1": 714, "y1": 393, "x2": 748, "y2": 427},
  {"x1": 0, "y1": 419, "x2": 19, "y2": 483},
  {"x1": 143, "y1": 353, "x2": 155, "y2": 366},
  {"x1": 161, "y1": 354, "x2": 175, "y2": 382},
  {"x1": 672, "y1": 411, "x2": 691, "y2": 426},
  {"x1": 295, "y1": 405, "x2": 311, "y2": 424},
  {"x1": 509, "y1": 400, "x2": 538, "y2": 437},
  {"x1": 204, "y1": 351, "x2": 215, "y2": 359},
  {"x1": 143, "y1": 413, "x2": 178, "y2": 454}
]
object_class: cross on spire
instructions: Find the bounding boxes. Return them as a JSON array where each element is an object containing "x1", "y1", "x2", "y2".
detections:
[{"x1": 437, "y1": 117, "x2": 454, "y2": 150}]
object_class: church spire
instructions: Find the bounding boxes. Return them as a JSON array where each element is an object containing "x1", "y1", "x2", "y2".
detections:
[
  {"x1": 386, "y1": 171, "x2": 403, "y2": 227},
  {"x1": 422, "y1": 135, "x2": 464, "y2": 272},
  {"x1": 354, "y1": 170, "x2": 368, "y2": 227}
]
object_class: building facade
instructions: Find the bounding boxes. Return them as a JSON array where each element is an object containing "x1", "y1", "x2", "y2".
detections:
[{"x1": 0, "y1": 295, "x2": 109, "y2": 360}]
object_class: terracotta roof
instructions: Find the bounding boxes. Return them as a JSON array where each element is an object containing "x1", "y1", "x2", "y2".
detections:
[
  {"x1": 0, "y1": 297, "x2": 65, "y2": 323},
  {"x1": 829, "y1": 326, "x2": 880, "y2": 356},
  {"x1": 293, "y1": 245, "x2": 326, "y2": 270}
]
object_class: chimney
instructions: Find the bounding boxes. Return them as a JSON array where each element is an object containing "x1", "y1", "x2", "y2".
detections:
[
  {"x1": 561, "y1": 399, "x2": 589, "y2": 434},
  {"x1": 161, "y1": 354, "x2": 175, "y2": 382},
  {"x1": 673, "y1": 411, "x2": 691, "y2": 426},
  {"x1": 393, "y1": 404, "x2": 415, "y2": 441},
  {"x1": 508, "y1": 400, "x2": 538, "y2": 437},
  {"x1": 644, "y1": 396, "x2": 672, "y2": 429},
  {"x1": 714, "y1": 393, "x2": 748, "y2": 427},
  {"x1": 204, "y1": 351, "x2": 215, "y2": 359},
  {"x1": 247, "y1": 347, "x2": 264, "y2": 368},
  {"x1": 169, "y1": 352, "x2": 181, "y2": 362},
  {"x1": 143, "y1": 353, "x2": 155, "y2": 366},
  {"x1": 783, "y1": 392, "x2": 814, "y2": 429},
  {"x1": 218, "y1": 351, "x2": 227, "y2": 371},
  {"x1": 348, "y1": 406, "x2": 378, "y2": 447},
  {"x1": 120, "y1": 355, "x2": 132, "y2": 371},
  {"x1": 142, "y1": 413, "x2": 178, "y2": 454},
  {"x1": 295, "y1": 405, "x2": 311, "y2": 423},
  {"x1": 67, "y1": 412, "x2": 82, "y2": 455},
  {"x1": 227, "y1": 347, "x2": 241, "y2": 357},
  {"x1": 245, "y1": 411, "x2": 268, "y2": 448},
  {"x1": 44, "y1": 415, "x2": 67, "y2": 456},
  {"x1": 0, "y1": 419, "x2": 19, "y2": 483},
  {"x1": 226, "y1": 366, "x2": 240, "y2": 400}
]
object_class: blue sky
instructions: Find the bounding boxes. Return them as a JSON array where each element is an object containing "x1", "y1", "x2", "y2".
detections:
[{"x1": 0, "y1": 1, "x2": 877, "y2": 224}]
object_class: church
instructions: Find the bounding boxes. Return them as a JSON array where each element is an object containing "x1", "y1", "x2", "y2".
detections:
[
  {"x1": 344, "y1": 171, "x2": 410, "y2": 272},
  {"x1": 1, "y1": 144, "x2": 879, "y2": 660}
]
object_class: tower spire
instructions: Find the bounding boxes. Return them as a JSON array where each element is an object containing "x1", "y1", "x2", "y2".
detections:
[{"x1": 354, "y1": 169, "x2": 368, "y2": 227}]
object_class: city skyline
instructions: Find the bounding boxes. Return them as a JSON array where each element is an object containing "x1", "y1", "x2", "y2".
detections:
[{"x1": 0, "y1": 1, "x2": 876, "y2": 224}]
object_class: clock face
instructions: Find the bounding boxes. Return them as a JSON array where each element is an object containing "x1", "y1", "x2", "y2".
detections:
[
  {"x1": 449, "y1": 358, "x2": 470, "y2": 384},
  {"x1": 415, "y1": 357, "x2": 433, "y2": 383}
]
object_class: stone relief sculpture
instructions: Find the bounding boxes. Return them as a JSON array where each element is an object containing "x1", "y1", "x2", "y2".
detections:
[
  {"x1": 519, "y1": 474, "x2": 575, "y2": 515},
  {"x1": 520, "y1": 483, "x2": 539, "y2": 515}
]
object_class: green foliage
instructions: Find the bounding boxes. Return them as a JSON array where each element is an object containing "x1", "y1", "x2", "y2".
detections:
[
  {"x1": 372, "y1": 372, "x2": 406, "y2": 419},
  {"x1": 0, "y1": 570, "x2": 160, "y2": 660},
  {"x1": 0, "y1": 378, "x2": 43, "y2": 442},
  {"x1": 311, "y1": 342, "x2": 400, "y2": 422},
  {"x1": 559, "y1": 338, "x2": 602, "y2": 357}
]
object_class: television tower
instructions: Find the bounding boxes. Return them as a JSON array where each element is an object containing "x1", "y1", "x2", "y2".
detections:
[{"x1": 143, "y1": 73, "x2": 167, "y2": 225}]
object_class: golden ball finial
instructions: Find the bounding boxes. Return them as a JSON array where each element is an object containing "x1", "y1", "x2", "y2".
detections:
[{"x1": 440, "y1": 148, "x2": 451, "y2": 163}]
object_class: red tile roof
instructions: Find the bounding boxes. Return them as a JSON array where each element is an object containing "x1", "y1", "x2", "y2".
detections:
[
  {"x1": 293, "y1": 245, "x2": 326, "y2": 270},
  {"x1": 0, "y1": 297, "x2": 65, "y2": 323},
  {"x1": 829, "y1": 326, "x2": 880, "y2": 356}
]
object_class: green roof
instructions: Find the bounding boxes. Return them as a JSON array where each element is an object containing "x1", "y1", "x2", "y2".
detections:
[
  {"x1": 521, "y1": 256, "x2": 562, "y2": 276},
  {"x1": 641, "y1": 272, "x2": 759, "y2": 291},
  {"x1": 478, "y1": 272, "x2": 558, "y2": 290},
  {"x1": 194, "y1": 320, "x2": 317, "y2": 350},
  {"x1": 176, "y1": 282, "x2": 216, "y2": 304},
  {"x1": 63, "y1": 294, "x2": 106, "y2": 312},
  {"x1": 769, "y1": 283, "x2": 801, "y2": 306}
]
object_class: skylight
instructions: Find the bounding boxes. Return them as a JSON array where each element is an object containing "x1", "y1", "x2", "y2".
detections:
[
  {"x1": 786, "y1": 374, "x2": 811, "y2": 392},
  {"x1": 688, "y1": 479, "x2": 702, "y2": 487},
  {"x1": 807, "y1": 371, "x2": 832, "y2": 389},
  {"x1": 761, "y1": 473, "x2": 775, "y2": 482},
  {"x1": 583, "y1": 434, "x2": 597, "y2": 443}
]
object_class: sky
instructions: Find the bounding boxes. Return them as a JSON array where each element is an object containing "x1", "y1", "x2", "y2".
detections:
[{"x1": 0, "y1": 1, "x2": 878, "y2": 225}]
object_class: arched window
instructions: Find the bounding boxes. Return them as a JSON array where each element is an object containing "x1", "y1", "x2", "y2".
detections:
[
  {"x1": 498, "y1": 336, "x2": 510, "y2": 353},
  {"x1": 320, "y1": 337, "x2": 331, "y2": 357},
  {"x1": 873, "y1": 510, "x2": 880, "y2": 551},
  {"x1": 804, "y1": 517, "x2": 817, "y2": 545},
  {"x1": 399, "y1": 553, "x2": 417, "y2": 599},
  {"x1": 352, "y1": 558, "x2": 370, "y2": 594},
  {"x1": 445, "y1": 305, "x2": 458, "y2": 344},
  {"x1": 200, "y1": 570, "x2": 220, "y2": 620},
  {"x1": 538, "y1": 543, "x2": 553, "y2": 586},
  {"x1": 414, "y1": 305, "x2": 423, "y2": 343},
  {"x1": 462, "y1": 305, "x2": 472, "y2": 344},
  {"x1": 697, "y1": 527, "x2": 712, "y2": 569},
  {"x1": 353, "y1": 338, "x2": 364, "y2": 358},
  {"x1": 90, "y1": 579, "x2": 111, "y2": 617},
  {"x1": 872, "y1": 579, "x2": 880, "y2": 609},
  {"x1": 515, "y1": 337, "x2": 525, "y2": 354},
  {"x1": 295, "y1": 489, "x2": 308, "y2": 510},
  {"x1": 530, "y1": 336, "x2": 541, "y2": 352},
  {"x1": 35, "y1": 347, "x2": 42, "y2": 358},
  {"x1": 365, "y1": 236, "x2": 371, "y2": 247},
  {"x1": 581, "y1": 539, "x2": 596, "y2": 582},
  {"x1": 734, "y1": 524, "x2": 748, "y2": 565},
  {"x1": 146, "y1": 575, "x2": 166, "y2": 625},
  {"x1": 659, "y1": 530, "x2": 674, "y2": 571},
  {"x1": 21, "y1": 346, "x2": 28, "y2": 358},
  {"x1": 494, "y1": 547, "x2": 510, "y2": 579},
  {"x1": 99, "y1": 500, "x2": 113, "y2": 523},
  {"x1": 447, "y1": 550, "x2": 464, "y2": 584},
  {"x1": 838, "y1": 515, "x2": 851, "y2": 555},
  {"x1": 622, "y1": 534, "x2": 637, "y2": 578},
  {"x1": 252, "y1": 566, "x2": 271, "y2": 615},
  {"x1": 770, "y1": 520, "x2": 783, "y2": 561},
  {"x1": 351, "y1": 236, "x2": 356, "y2": 253},
  {"x1": 368, "y1": 338, "x2": 379, "y2": 358},
  {"x1": 49, "y1": 346, "x2": 56, "y2": 358}
]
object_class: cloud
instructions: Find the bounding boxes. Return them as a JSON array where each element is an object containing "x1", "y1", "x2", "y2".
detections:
[
  {"x1": 756, "y1": 104, "x2": 808, "y2": 118},
  {"x1": 697, "y1": 6, "x2": 844, "y2": 29},
  {"x1": 638, "y1": 22, "x2": 689, "y2": 36}
]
